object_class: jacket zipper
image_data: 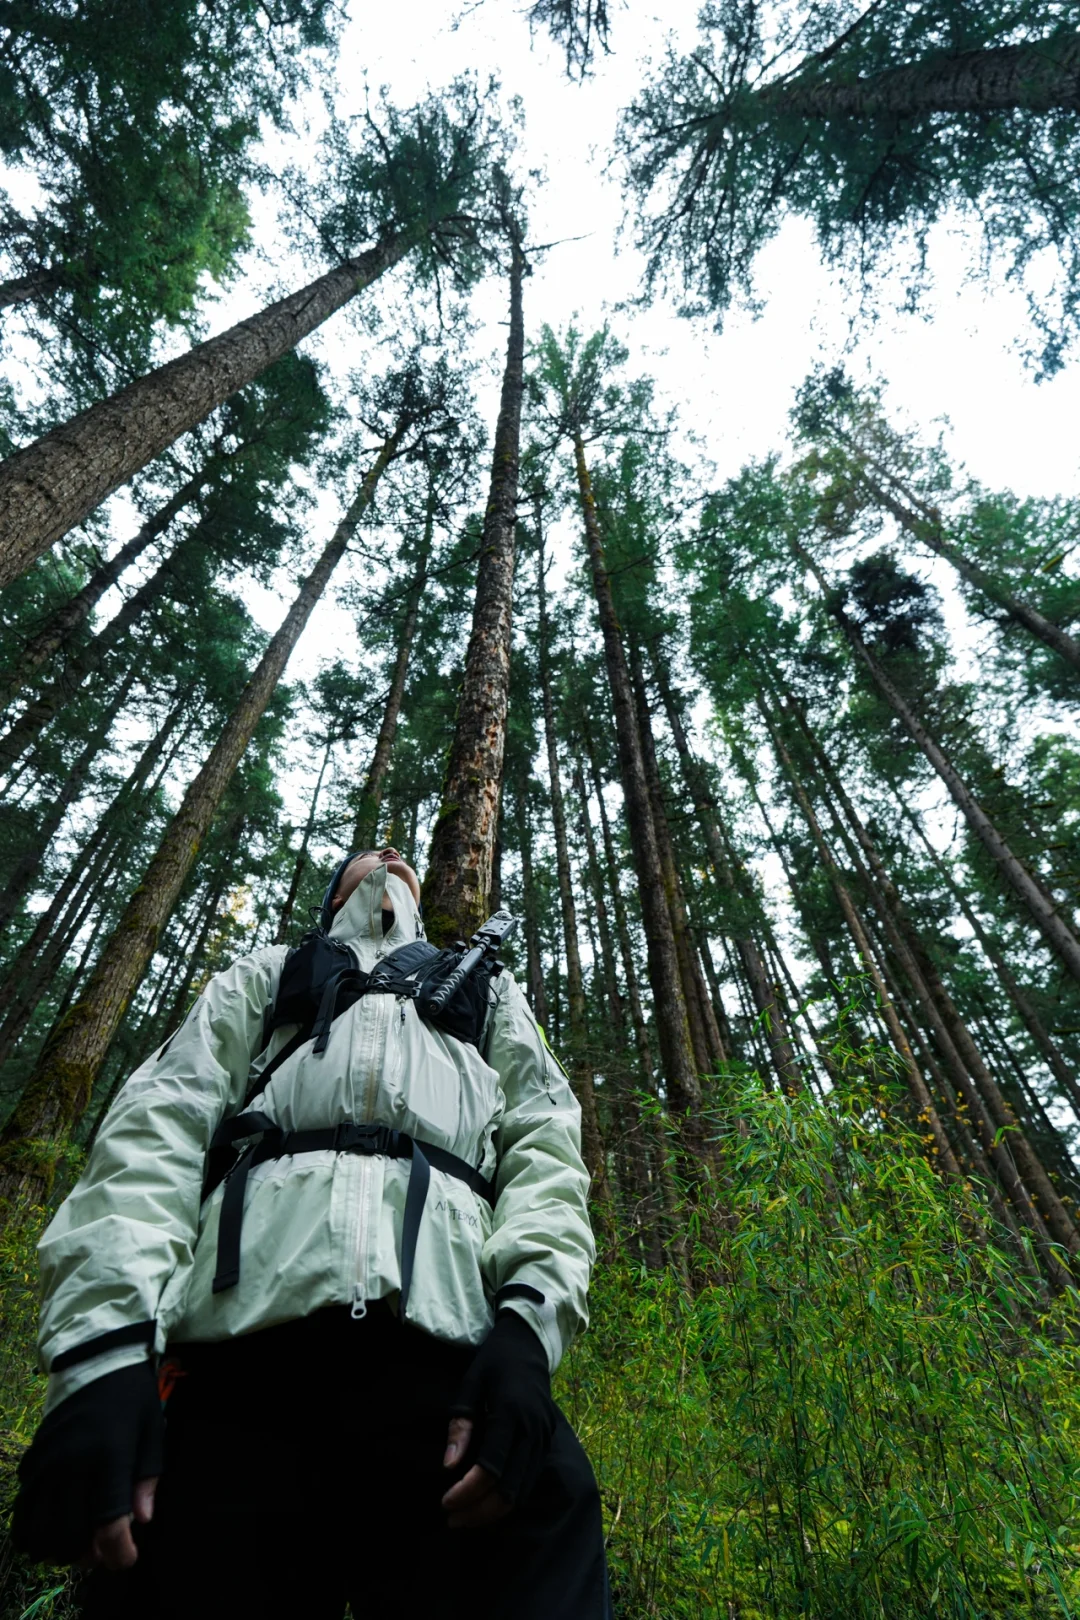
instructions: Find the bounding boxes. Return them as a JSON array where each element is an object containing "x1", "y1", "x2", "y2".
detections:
[
  {"x1": 350, "y1": 881, "x2": 398, "y2": 1320},
  {"x1": 351, "y1": 972, "x2": 391, "y2": 1319}
]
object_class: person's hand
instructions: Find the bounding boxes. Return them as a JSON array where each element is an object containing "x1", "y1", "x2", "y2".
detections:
[
  {"x1": 80, "y1": 1478, "x2": 159, "y2": 1571},
  {"x1": 13, "y1": 1361, "x2": 164, "y2": 1568},
  {"x1": 441, "y1": 1311, "x2": 555, "y2": 1530}
]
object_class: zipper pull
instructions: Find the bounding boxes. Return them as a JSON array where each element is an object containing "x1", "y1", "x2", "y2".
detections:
[
  {"x1": 398, "y1": 996, "x2": 406, "y2": 1026},
  {"x1": 350, "y1": 1287, "x2": 368, "y2": 1321}
]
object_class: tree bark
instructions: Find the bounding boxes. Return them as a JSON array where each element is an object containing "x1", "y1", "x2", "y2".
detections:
[
  {"x1": 513, "y1": 783, "x2": 549, "y2": 1029},
  {"x1": 763, "y1": 34, "x2": 1080, "y2": 120},
  {"x1": 353, "y1": 492, "x2": 435, "y2": 850},
  {"x1": 897, "y1": 791, "x2": 1080, "y2": 1122},
  {"x1": 0, "y1": 442, "x2": 397, "y2": 1205},
  {"x1": 0, "y1": 231, "x2": 414, "y2": 587},
  {"x1": 800, "y1": 543, "x2": 1080, "y2": 990},
  {"x1": 582, "y1": 721, "x2": 656, "y2": 1088},
  {"x1": 629, "y1": 644, "x2": 725, "y2": 1076},
  {"x1": 160, "y1": 830, "x2": 245, "y2": 1043},
  {"x1": 805, "y1": 727, "x2": 1074, "y2": 1268},
  {"x1": 0, "y1": 267, "x2": 60, "y2": 310},
  {"x1": 0, "y1": 703, "x2": 190, "y2": 1069},
  {"x1": 422, "y1": 235, "x2": 524, "y2": 946},
  {"x1": 572, "y1": 436, "x2": 701, "y2": 1123},
  {"x1": 0, "y1": 519, "x2": 208, "y2": 775},
  {"x1": 575, "y1": 757, "x2": 661, "y2": 1260},
  {"x1": 791, "y1": 694, "x2": 1080, "y2": 1260},
  {"x1": 760, "y1": 697, "x2": 963, "y2": 1182},
  {"x1": 276, "y1": 736, "x2": 334, "y2": 943},
  {"x1": 0, "y1": 470, "x2": 205, "y2": 712}
]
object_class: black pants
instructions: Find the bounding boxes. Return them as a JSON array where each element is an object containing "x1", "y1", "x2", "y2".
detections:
[{"x1": 77, "y1": 1304, "x2": 611, "y2": 1619}]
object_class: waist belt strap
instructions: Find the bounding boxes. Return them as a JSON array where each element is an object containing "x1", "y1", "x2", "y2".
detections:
[{"x1": 209, "y1": 1115, "x2": 495, "y2": 1318}]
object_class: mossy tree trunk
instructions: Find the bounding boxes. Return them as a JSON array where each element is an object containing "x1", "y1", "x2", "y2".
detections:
[
  {"x1": 422, "y1": 232, "x2": 525, "y2": 945},
  {"x1": 0, "y1": 232, "x2": 414, "y2": 587}
]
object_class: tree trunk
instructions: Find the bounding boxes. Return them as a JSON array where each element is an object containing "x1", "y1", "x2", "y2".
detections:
[
  {"x1": 0, "y1": 696, "x2": 188, "y2": 1041},
  {"x1": 760, "y1": 697, "x2": 964, "y2": 1182},
  {"x1": 533, "y1": 530, "x2": 606, "y2": 1191},
  {"x1": 810, "y1": 736, "x2": 1073, "y2": 1270},
  {"x1": 789, "y1": 690, "x2": 1080, "y2": 1261},
  {"x1": 0, "y1": 442, "x2": 397, "y2": 1206},
  {"x1": 0, "y1": 666, "x2": 136, "y2": 938},
  {"x1": 860, "y1": 472, "x2": 1080, "y2": 674},
  {"x1": 0, "y1": 471, "x2": 205, "y2": 712},
  {"x1": 353, "y1": 492, "x2": 435, "y2": 849},
  {"x1": 652, "y1": 652, "x2": 801, "y2": 1092},
  {"x1": 0, "y1": 519, "x2": 209, "y2": 775},
  {"x1": 764, "y1": 34, "x2": 1080, "y2": 120},
  {"x1": 629, "y1": 645, "x2": 724, "y2": 1075},
  {"x1": 897, "y1": 791, "x2": 1080, "y2": 1122},
  {"x1": 0, "y1": 267, "x2": 60, "y2": 310},
  {"x1": 0, "y1": 231, "x2": 416, "y2": 587},
  {"x1": 160, "y1": 835, "x2": 244, "y2": 1042},
  {"x1": 582, "y1": 722, "x2": 657, "y2": 1088},
  {"x1": 800, "y1": 544, "x2": 1080, "y2": 990},
  {"x1": 572, "y1": 437, "x2": 700, "y2": 1124},
  {"x1": 276, "y1": 736, "x2": 335, "y2": 943},
  {"x1": 422, "y1": 236, "x2": 524, "y2": 946},
  {"x1": 0, "y1": 831, "x2": 127, "y2": 1075},
  {"x1": 575, "y1": 759, "x2": 661, "y2": 1261},
  {"x1": 0, "y1": 664, "x2": 138, "y2": 939},
  {"x1": 878, "y1": 937, "x2": 1043, "y2": 1277},
  {"x1": 513, "y1": 784, "x2": 549, "y2": 1029}
]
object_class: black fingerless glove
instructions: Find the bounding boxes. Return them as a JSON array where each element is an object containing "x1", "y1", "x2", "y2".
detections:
[
  {"x1": 13, "y1": 1360, "x2": 164, "y2": 1565},
  {"x1": 449, "y1": 1309, "x2": 556, "y2": 1507}
]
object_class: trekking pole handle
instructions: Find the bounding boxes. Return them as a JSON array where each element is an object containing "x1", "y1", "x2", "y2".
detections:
[{"x1": 424, "y1": 945, "x2": 485, "y2": 1015}]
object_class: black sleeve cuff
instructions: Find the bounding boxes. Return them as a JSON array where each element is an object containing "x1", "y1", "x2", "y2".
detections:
[{"x1": 50, "y1": 1319, "x2": 156, "y2": 1373}]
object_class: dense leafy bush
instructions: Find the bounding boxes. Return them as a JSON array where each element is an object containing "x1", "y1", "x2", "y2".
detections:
[{"x1": 561, "y1": 1080, "x2": 1080, "y2": 1618}]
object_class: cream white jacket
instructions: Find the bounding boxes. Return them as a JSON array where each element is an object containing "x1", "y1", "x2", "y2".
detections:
[{"x1": 38, "y1": 868, "x2": 593, "y2": 1409}]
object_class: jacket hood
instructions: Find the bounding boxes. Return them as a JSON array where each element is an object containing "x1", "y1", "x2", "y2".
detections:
[{"x1": 327, "y1": 863, "x2": 424, "y2": 948}]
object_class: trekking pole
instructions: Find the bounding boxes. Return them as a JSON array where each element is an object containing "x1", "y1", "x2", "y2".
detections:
[{"x1": 423, "y1": 909, "x2": 518, "y2": 1016}]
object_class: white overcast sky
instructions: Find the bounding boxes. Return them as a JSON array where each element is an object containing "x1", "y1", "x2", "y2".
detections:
[{"x1": 331, "y1": 0, "x2": 1080, "y2": 498}]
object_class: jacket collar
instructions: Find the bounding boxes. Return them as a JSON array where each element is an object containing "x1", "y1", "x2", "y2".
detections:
[{"x1": 327, "y1": 866, "x2": 422, "y2": 948}]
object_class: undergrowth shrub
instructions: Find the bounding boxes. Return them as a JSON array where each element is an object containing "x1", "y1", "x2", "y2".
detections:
[
  {"x1": 1, "y1": 1081, "x2": 1078, "y2": 1617},
  {"x1": 559, "y1": 1080, "x2": 1080, "y2": 1619}
]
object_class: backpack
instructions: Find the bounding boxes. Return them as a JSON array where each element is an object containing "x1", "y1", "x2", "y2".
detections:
[
  {"x1": 202, "y1": 913, "x2": 516, "y2": 1206},
  {"x1": 269, "y1": 930, "x2": 499, "y2": 1055}
]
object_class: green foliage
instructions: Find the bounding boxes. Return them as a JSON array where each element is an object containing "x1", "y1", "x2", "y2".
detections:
[
  {"x1": 562, "y1": 1074, "x2": 1080, "y2": 1618},
  {"x1": 0, "y1": 1205, "x2": 78, "y2": 1619},
  {"x1": 526, "y1": 0, "x2": 612, "y2": 79},
  {"x1": 294, "y1": 76, "x2": 511, "y2": 299},
  {"x1": 0, "y1": 0, "x2": 338, "y2": 380},
  {"x1": 619, "y1": 0, "x2": 1080, "y2": 374}
]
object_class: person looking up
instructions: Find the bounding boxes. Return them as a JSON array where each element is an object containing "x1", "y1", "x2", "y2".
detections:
[{"x1": 15, "y1": 847, "x2": 609, "y2": 1618}]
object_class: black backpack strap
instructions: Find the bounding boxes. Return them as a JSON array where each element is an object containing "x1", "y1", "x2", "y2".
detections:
[
  {"x1": 201, "y1": 1031, "x2": 309, "y2": 1204},
  {"x1": 209, "y1": 1119, "x2": 494, "y2": 1308},
  {"x1": 311, "y1": 967, "x2": 369, "y2": 1054}
]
